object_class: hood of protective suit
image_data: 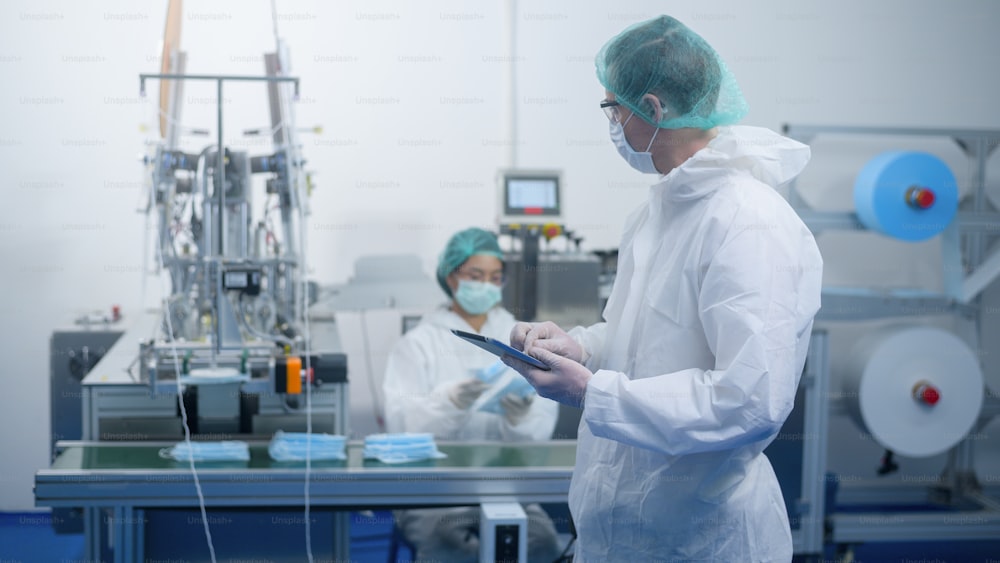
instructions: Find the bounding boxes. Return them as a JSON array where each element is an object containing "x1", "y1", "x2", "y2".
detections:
[
  {"x1": 419, "y1": 304, "x2": 514, "y2": 333},
  {"x1": 661, "y1": 125, "x2": 810, "y2": 201}
]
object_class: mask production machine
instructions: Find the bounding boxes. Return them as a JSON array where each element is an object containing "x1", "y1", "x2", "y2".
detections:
[{"x1": 46, "y1": 8, "x2": 350, "y2": 559}]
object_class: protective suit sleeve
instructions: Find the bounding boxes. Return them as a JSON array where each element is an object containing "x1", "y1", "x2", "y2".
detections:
[
  {"x1": 568, "y1": 322, "x2": 607, "y2": 368},
  {"x1": 499, "y1": 394, "x2": 559, "y2": 441},
  {"x1": 382, "y1": 333, "x2": 470, "y2": 439},
  {"x1": 583, "y1": 222, "x2": 820, "y2": 456}
]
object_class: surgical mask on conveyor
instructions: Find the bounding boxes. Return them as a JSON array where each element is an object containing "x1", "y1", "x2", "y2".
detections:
[
  {"x1": 268, "y1": 431, "x2": 347, "y2": 462},
  {"x1": 159, "y1": 441, "x2": 251, "y2": 462},
  {"x1": 363, "y1": 433, "x2": 447, "y2": 464}
]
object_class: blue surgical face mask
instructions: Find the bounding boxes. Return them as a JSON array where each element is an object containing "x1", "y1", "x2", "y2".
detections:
[
  {"x1": 363, "y1": 433, "x2": 447, "y2": 464},
  {"x1": 474, "y1": 360, "x2": 508, "y2": 385},
  {"x1": 454, "y1": 280, "x2": 502, "y2": 315},
  {"x1": 268, "y1": 431, "x2": 347, "y2": 462},
  {"x1": 472, "y1": 367, "x2": 536, "y2": 414},
  {"x1": 159, "y1": 441, "x2": 250, "y2": 462},
  {"x1": 609, "y1": 112, "x2": 660, "y2": 174}
]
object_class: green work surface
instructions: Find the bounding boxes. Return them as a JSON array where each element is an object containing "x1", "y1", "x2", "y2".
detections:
[{"x1": 51, "y1": 441, "x2": 577, "y2": 472}]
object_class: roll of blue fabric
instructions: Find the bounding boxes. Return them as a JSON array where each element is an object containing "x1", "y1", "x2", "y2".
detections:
[{"x1": 854, "y1": 151, "x2": 958, "y2": 241}]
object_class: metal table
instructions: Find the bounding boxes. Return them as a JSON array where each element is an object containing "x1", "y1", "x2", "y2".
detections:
[{"x1": 36, "y1": 440, "x2": 576, "y2": 562}]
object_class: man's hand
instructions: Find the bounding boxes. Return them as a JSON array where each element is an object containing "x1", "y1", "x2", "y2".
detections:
[
  {"x1": 499, "y1": 394, "x2": 533, "y2": 425},
  {"x1": 509, "y1": 321, "x2": 585, "y2": 363},
  {"x1": 447, "y1": 379, "x2": 490, "y2": 410},
  {"x1": 502, "y1": 347, "x2": 591, "y2": 408}
]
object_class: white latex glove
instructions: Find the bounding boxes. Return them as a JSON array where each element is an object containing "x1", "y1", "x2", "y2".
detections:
[
  {"x1": 510, "y1": 321, "x2": 585, "y2": 363},
  {"x1": 502, "y1": 347, "x2": 591, "y2": 408},
  {"x1": 448, "y1": 378, "x2": 490, "y2": 410},
  {"x1": 499, "y1": 394, "x2": 534, "y2": 426}
]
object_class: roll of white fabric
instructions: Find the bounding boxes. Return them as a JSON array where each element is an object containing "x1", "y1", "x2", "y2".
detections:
[{"x1": 843, "y1": 326, "x2": 984, "y2": 457}]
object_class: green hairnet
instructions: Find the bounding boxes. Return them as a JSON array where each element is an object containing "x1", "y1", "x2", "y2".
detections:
[
  {"x1": 596, "y1": 15, "x2": 748, "y2": 130},
  {"x1": 436, "y1": 228, "x2": 504, "y2": 296}
]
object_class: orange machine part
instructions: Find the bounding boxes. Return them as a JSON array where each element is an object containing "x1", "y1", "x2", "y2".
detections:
[{"x1": 286, "y1": 356, "x2": 302, "y2": 394}]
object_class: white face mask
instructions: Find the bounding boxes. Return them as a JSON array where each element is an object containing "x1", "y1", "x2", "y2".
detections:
[
  {"x1": 609, "y1": 112, "x2": 660, "y2": 174},
  {"x1": 454, "y1": 280, "x2": 502, "y2": 315}
]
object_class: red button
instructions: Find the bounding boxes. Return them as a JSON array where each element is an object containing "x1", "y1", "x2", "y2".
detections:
[
  {"x1": 916, "y1": 189, "x2": 935, "y2": 209},
  {"x1": 906, "y1": 187, "x2": 936, "y2": 209},
  {"x1": 913, "y1": 382, "x2": 941, "y2": 406},
  {"x1": 921, "y1": 386, "x2": 940, "y2": 405}
]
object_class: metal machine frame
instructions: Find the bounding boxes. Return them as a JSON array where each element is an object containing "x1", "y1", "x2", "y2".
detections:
[
  {"x1": 789, "y1": 330, "x2": 832, "y2": 555},
  {"x1": 37, "y1": 441, "x2": 574, "y2": 562},
  {"x1": 784, "y1": 124, "x2": 1000, "y2": 555}
]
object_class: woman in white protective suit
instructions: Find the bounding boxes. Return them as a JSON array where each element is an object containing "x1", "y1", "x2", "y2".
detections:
[
  {"x1": 382, "y1": 227, "x2": 561, "y2": 562},
  {"x1": 502, "y1": 16, "x2": 823, "y2": 563}
]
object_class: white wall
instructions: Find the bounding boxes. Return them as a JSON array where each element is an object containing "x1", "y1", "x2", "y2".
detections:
[{"x1": 2, "y1": 0, "x2": 1000, "y2": 511}]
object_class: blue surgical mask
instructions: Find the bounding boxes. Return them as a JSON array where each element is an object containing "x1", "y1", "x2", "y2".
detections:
[
  {"x1": 471, "y1": 364, "x2": 536, "y2": 414},
  {"x1": 159, "y1": 441, "x2": 250, "y2": 462},
  {"x1": 454, "y1": 280, "x2": 502, "y2": 315},
  {"x1": 474, "y1": 360, "x2": 508, "y2": 385},
  {"x1": 363, "y1": 433, "x2": 447, "y2": 464},
  {"x1": 268, "y1": 431, "x2": 347, "y2": 462},
  {"x1": 609, "y1": 112, "x2": 660, "y2": 174}
]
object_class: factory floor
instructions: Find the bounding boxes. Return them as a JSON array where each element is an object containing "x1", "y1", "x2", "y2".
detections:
[{"x1": 3, "y1": 510, "x2": 1000, "y2": 562}]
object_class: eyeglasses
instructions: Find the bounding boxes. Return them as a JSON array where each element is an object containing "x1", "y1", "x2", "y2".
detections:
[
  {"x1": 454, "y1": 267, "x2": 505, "y2": 286},
  {"x1": 600, "y1": 99, "x2": 622, "y2": 123}
]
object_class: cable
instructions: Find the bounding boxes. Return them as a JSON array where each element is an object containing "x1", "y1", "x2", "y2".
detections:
[
  {"x1": 270, "y1": 0, "x2": 280, "y2": 53},
  {"x1": 553, "y1": 535, "x2": 576, "y2": 562},
  {"x1": 139, "y1": 176, "x2": 155, "y2": 312},
  {"x1": 552, "y1": 516, "x2": 578, "y2": 562},
  {"x1": 358, "y1": 309, "x2": 386, "y2": 432},
  {"x1": 144, "y1": 66, "x2": 304, "y2": 561},
  {"x1": 292, "y1": 145, "x2": 316, "y2": 563},
  {"x1": 155, "y1": 214, "x2": 218, "y2": 563},
  {"x1": 237, "y1": 294, "x2": 296, "y2": 347},
  {"x1": 154, "y1": 106, "x2": 204, "y2": 138},
  {"x1": 153, "y1": 103, "x2": 291, "y2": 143}
]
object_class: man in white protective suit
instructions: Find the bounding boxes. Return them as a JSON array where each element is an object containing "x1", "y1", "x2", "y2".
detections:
[
  {"x1": 383, "y1": 227, "x2": 562, "y2": 562},
  {"x1": 502, "y1": 15, "x2": 823, "y2": 562}
]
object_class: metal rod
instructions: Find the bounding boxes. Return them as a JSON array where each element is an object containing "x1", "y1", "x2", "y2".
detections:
[
  {"x1": 217, "y1": 79, "x2": 225, "y2": 258},
  {"x1": 213, "y1": 259, "x2": 220, "y2": 365},
  {"x1": 800, "y1": 330, "x2": 829, "y2": 553},
  {"x1": 783, "y1": 123, "x2": 1000, "y2": 140},
  {"x1": 140, "y1": 72, "x2": 298, "y2": 85},
  {"x1": 215, "y1": 79, "x2": 225, "y2": 358},
  {"x1": 796, "y1": 210, "x2": 1000, "y2": 234},
  {"x1": 970, "y1": 138, "x2": 989, "y2": 268}
]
